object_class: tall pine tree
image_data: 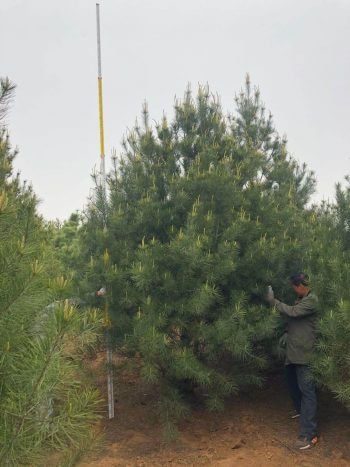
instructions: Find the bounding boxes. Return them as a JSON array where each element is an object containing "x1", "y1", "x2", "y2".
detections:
[{"x1": 81, "y1": 78, "x2": 317, "y2": 435}]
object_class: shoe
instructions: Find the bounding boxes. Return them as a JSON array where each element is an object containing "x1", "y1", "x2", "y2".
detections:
[
  {"x1": 295, "y1": 435, "x2": 318, "y2": 450},
  {"x1": 291, "y1": 413, "x2": 300, "y2": 419}
]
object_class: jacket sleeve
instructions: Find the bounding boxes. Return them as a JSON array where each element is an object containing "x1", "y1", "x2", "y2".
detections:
[{"x1": 273, "y1": 296, "x2": 316, "y2": 318}]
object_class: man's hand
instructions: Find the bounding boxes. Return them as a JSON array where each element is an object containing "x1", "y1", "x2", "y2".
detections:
[
  {"x1": 265, "y1": 285, "x2": 275, "y2": 306},
  {"x1": 279, "y1": 333, "x2": 287, "y2": 348},
  {"x1": 96, "y1": 287, "x2": 106, "y2": 297}
]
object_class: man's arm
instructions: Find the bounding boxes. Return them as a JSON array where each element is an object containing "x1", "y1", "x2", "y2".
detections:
[{"x1": 273, "y1": 296, "x2": 316, "y2": 318}]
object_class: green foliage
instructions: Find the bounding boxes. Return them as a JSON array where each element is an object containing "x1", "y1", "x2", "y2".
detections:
[
  {"x1": 308, "y1": 181, "x2": 350, "y2": 409},
  {"x1": 0, "y1": 80, "x2": 104, "y2": 465},
  {"x1": 335, "y1": 177, "x2": 350, "y2": 251},
  {"x1": 314, "y1": 299, "x2": 350, "y2": 408},
  {"x1": 81, "y1": 78, "x2": 318, "y2": 434},
  {"x1": 51, "y1": 213, "x2": 82, "y2": 272},
  {"x1": 47, "y1": 76, "x2": 350, "y2": 432},
  {"x1": 48, "y1": 212, "x2": 85, "y2": 295}
]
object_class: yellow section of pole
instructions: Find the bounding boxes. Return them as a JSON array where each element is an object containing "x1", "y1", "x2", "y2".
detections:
[{"x1": 98, "y1": 77, "x2": 105, "y2": 158}]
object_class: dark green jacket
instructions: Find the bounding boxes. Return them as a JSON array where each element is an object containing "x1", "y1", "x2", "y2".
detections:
[{"x1": 273, "y1": 292, "x2": 318, "y2": 365}]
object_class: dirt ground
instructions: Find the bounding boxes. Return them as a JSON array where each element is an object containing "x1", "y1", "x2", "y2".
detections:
[{"x1": 80, "y1": 354, "x2": 350, "y2": 467}]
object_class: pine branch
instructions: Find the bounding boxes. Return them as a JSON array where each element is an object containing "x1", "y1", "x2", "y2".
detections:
[
  {"x1": 0, "y1": 328, "x2": 64, "y2": 463},
  {"x1": 0, "y1": 77, "x2": 16, "y2": 124}
]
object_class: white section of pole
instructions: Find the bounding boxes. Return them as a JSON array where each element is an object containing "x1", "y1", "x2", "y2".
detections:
[
  {"x1": 100, "y1": 155, "x2": 106, "y2": 195},
  {"x1": 96, "y1": 4, "x2": 102, "y2": 79},
  {"x1": 107, "y1": 335, "x2": 115, "y2": 419}
]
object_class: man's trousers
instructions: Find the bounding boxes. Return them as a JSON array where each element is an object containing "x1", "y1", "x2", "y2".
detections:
[{"x1": 285, "y1": 363, "x2": 317, "y2": 439}]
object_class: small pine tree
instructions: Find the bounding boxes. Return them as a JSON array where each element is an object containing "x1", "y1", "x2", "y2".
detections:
[
  {"x1": 48, "y1": 211, "x2": 86, "y2": 295},
  {"x1": 335, "y1": 177, "x2": 350, "y2": 250}
]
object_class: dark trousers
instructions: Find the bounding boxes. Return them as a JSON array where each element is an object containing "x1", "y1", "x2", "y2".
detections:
[{"x1": 285, "y1": 364, "x2": 317, "y2": 439}]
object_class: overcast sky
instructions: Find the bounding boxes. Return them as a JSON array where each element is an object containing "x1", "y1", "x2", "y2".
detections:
[{"x1": 1, "y1": 0, "x2": 349, "y2": 220}]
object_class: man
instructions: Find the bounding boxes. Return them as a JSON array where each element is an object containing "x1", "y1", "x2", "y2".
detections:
[{"x1": 266, "y1": 272, "x2": 319, "y2": 450}]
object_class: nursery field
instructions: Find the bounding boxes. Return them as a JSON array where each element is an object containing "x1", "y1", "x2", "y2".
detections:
[
  {"x1": 79, "y1": 353, "x2": 350, "y2": 467},
  {"x1": 2, "y1": 77, "x2": 350, "y2": 465}
]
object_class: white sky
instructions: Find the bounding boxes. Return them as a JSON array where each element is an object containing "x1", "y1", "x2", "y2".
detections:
[{"x1": 1, "y1": 0, "x2": 349, "y2": 220}]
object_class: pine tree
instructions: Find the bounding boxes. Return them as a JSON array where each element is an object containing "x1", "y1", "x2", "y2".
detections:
[
  {"x1": 81, "y1": 78, "x2": 317, "y2": 435},
  {"x1": 48, "y1": 211, "x2": 86, "y2": 296},
  {"x1": 308, "y1": 179, "x2": 350, "y2": 409},
  {"x1": 0, "y1": 78, "x2": 103, "y2": 465},
  {"x1": 335, "y1": 177, "x2": 350, "y2": 251}
]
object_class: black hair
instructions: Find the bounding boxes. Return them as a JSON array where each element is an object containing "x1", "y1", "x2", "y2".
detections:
[{"x1": 290, "y1": 272, "x2": 309, "y2": 286}]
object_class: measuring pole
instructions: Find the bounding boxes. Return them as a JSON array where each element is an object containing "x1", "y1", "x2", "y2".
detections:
[{"x1": 96, "y1": 2, "x2": 114, "y2": 420}]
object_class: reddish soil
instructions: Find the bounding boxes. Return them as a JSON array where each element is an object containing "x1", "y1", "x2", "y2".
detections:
[{"x1": 80, "y1": 355, "x2": 350, "y2": 467}]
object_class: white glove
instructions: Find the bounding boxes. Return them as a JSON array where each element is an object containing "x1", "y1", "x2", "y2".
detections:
[{"x1": 96, "y1": 287, "x2": 106, "y2": 297}]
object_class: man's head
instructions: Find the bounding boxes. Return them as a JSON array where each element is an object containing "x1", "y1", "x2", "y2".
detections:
[{"x1": 290, "y1": 272, "x2": 310, "y2": 297}]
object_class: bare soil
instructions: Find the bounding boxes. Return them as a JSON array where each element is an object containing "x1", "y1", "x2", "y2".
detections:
[{"x1": 80, "y1": 354, "x2": 350, "y2": 467}]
